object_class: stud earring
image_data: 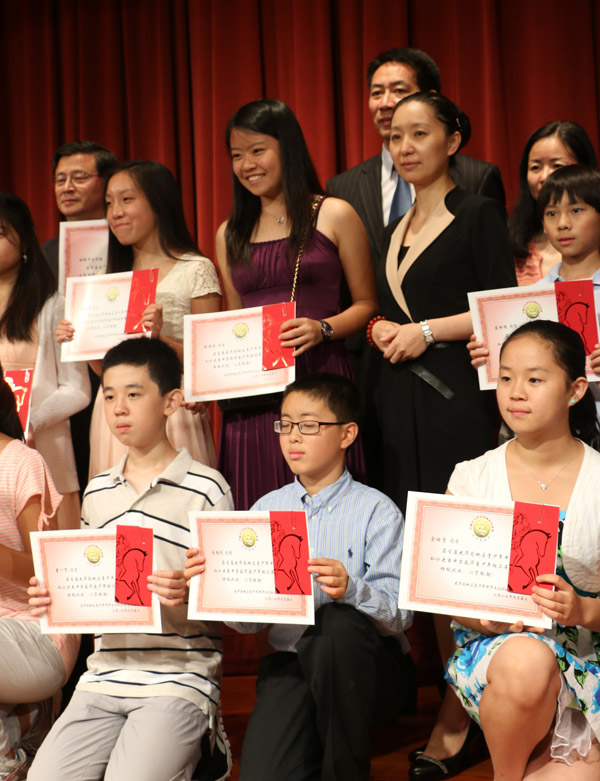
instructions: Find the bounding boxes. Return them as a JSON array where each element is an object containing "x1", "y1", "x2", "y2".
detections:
[
  {"x1": 21, "y1": 253, "x2": 28, "y2": 264},
  {"x1": 570, "y1": 398, "x2": 577, "y2": 405}
]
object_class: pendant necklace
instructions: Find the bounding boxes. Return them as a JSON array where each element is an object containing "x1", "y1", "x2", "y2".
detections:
[
  {"x1": 264, "y1": 210, "x2": 286, "y2": 225},
  {"x1": 514, "y1": 441, "x2": 580, "y2": 491}
]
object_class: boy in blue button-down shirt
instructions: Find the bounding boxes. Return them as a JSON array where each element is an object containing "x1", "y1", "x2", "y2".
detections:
[{"x1": 186, "y1": 373, "x2": 415, "y2": 781}]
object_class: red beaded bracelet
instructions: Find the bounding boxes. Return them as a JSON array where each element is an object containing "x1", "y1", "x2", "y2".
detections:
[{"x1": 366, "y1": 315, "x2": 386, "y2": 347}]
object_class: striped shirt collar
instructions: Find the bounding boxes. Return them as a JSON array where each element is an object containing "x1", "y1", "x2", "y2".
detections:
[
  {"x1": 293, "y1": 467, "x2": 352, "y2": 510},
  {"x1": 108, "y1": 447, "x2": 194, "y2": 488}
]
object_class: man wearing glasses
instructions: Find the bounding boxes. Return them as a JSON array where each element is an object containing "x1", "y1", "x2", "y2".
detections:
[
  {"x1": 42, "y1": 140, "x2": 117, "y2": 278},
  {"x1": 42, "y1": 141, "x2": 117, "y2": 521}
]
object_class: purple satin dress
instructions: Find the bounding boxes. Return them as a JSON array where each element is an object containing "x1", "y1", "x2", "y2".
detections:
[{"x1": 218, "y1": 226, "x2": 364, "y2": 509}]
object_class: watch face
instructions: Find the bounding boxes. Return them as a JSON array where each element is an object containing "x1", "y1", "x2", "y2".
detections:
[{"x1": 320, "y1": 320, "x2": 334, "y2": 339}]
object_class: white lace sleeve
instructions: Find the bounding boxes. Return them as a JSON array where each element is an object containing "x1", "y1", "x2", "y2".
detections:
[{"x1": 188, "y1": 255, "x2": 221, "y2": 298}]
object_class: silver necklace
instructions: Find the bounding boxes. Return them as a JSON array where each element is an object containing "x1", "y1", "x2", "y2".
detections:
[
  {"x1": 514, "y1": 441, "x2": 580, "y2": 491},
  {"x1": 264, "y1": 210, "x2": 286, "y2": 224}
]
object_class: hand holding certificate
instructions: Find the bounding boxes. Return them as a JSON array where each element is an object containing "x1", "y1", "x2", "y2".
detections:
[
  {"x1": 183, "y1": 303, "x2": 296, "y2": 401},
  {"x1": 61, "y1": 270, "x2": 156, "y2": 362},
  {"x1": 468, "y1": 281, "x2": 600, "y2": 389},
  {"x1": 31, "y1": 528, "x2": 162, "y2": 634},
  {"x1": 187, "y1": 511, "x2": 314, "y2": 625},
  {"x1": 399, "y1": 492, "x2": 557, "y2": 628}
]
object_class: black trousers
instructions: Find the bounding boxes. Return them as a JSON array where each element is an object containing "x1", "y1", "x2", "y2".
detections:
[{"x1": 239, "y1": 603, "x2": 416, "y2": 781}]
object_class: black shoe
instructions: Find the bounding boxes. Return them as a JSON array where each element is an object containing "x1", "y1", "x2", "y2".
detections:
[
  {"x1": 408, "y1": 720, "x2": 486, "y2": 780},
  {"x1": 192, "y1": 709, "x2": 232, "y2": 781}
]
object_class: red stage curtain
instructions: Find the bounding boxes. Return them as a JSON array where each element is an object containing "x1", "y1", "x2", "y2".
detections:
[
  {"x1": 2, "y1": 0, "x2": 599, "y2": 252},
  {"x1": 3, "y1": 0, "x2": 599, "y2": 677}
]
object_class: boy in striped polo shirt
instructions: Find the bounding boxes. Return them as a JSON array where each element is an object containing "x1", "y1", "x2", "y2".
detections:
[
  {"x1": 186, "y1": 373, "x2": 416, "y2": 781},
  {"x1": 28, "y1": 338, "x2": 233, "y2": 781}
]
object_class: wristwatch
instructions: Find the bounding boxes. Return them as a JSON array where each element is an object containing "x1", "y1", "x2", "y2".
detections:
[
  {"x1": 319, "y1": 320, "x2": 334, "y2": 342},
  {"x1": 420, "y1": 319, "x2": 435, "y2": 346}
]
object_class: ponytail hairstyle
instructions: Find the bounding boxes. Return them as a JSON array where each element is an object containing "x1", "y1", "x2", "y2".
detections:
[
  {"x1": 500, "y1": 320, "x2": 600, "y2": 451},
  {"x1": 0, "y1": 364, "x2": 24, "y2": 440},
  {"x1": 0, "y1": 194, "x2": 56, "y2": 342},
  {"x1": 224, "y1": 99, "x2": 323, "y2": 269},
  {"x1": 392, "y1": 92, "x2": 471, "y2": 155}
]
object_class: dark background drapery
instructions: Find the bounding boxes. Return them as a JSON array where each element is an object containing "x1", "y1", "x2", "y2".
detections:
[{"x1": 1, "y1": 0, "x2": 600, "y2": 252}]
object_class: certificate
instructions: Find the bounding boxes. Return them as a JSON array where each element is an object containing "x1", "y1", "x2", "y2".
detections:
[
  {"x1": 61, "y1": 272, "x2": 150, "y2": 362},
  {"x1": 399, "y1": 492, "x2": 552, "y2": 628},
  {"x1": 187, "y1": 511, "x2": 314, "y2": 625},
  {"x1": 183, "y1": 305, "x2": 296, "y2": 401},
  {"x1": 31, "y1": 528, "x2": 162, "y2": 634},
  {"x1": 58, "y1": 219, "x2": 109, "y2": 296},
  {"x1": 469, "y1": 283, "x2": 600, "y2": 389}
]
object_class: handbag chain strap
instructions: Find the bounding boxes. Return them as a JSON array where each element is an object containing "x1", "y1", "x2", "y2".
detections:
[{"x1": 290, "y1": 195, "x2": 323, "y2": 303}]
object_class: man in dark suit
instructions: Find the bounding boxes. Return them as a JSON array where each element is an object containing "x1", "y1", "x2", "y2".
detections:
[
  {"x1": 327, "y1": 47, "x2": 505, "y2": 264},
  {"x1": 42, "y1": 140, "x2": 117, "y2": 279},
  {"x1": 42, "y1": 140, "x2": 117, "y2": 496}
]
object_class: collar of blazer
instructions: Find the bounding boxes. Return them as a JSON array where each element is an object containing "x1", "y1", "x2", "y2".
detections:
[{"x1": 385, "y1": 192, "x2": 455, "y2": 321}]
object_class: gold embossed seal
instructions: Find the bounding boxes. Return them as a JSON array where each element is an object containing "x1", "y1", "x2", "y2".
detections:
[
  {"x1": 240, "y1": 529, "x2": 257, "y2": 548},
  {"x1": 524, "y1": 302, "x2": 540, "y2": 319}
]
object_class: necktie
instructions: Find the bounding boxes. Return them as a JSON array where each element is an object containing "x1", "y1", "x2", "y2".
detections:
[{"x1": 388, "y1": 174, "x2": 412, "y2": 224}]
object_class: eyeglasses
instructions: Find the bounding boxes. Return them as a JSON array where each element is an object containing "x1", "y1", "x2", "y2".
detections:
[
  {"x1": 53, "y1": 172, "x2": 99, "y2": 187},
  {"x1": 273, "y1": 420, "x2": 346, "y2": 435}
]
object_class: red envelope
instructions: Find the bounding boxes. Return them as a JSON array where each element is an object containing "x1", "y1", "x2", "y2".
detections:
[
  {"x1": 262, "y1": 302, "x2": 295, "y2": 371},
  {"x1": 270, "y1": 510, "x2": 311, "y2": 595},
  {"x1": 508, "y1": 502, "x2": 559, "y2": 595},
  {"x1": 124, "y1": 268, "x2": 159, "y2": 334},
  {"x1": 555, "y1": 279, "x2": 599, "y2": 355},
  {"x1": 3, "y1": 368, "x2": 33, "y2": 437},
  {"x1": 115, "y1": 525, "x2": 153, "y2": 606}
]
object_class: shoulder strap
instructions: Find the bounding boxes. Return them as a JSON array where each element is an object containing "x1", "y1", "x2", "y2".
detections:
[{"x1": 290, "y1": 197, "x2": 323, "y2": 302}]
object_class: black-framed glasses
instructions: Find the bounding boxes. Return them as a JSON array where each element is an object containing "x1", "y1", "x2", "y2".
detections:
[
  {"x1": 273, "y1": 420, "x2": 346, "y2": 435},
  {"x1": 53, "y1": 172, "x2": 99, "y2": 187}
]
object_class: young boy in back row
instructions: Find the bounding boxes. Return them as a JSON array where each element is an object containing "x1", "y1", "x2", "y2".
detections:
[
  {"x1": 186, "y1": 373, "x2": 416, "y2": 781},
  {"x1": 28, "y1": 338, "x2": 233, "y2": 781}
]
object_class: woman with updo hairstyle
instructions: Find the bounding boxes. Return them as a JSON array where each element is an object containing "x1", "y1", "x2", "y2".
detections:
[
  {"x1": 509, "y1": 121, "x2": 597, "y2": 284},
  {"x1": 370, "y1": 92, "x2": 516, "y2": 514},
  {"x1": 370, "y1": 94, "x2": 517, "y2": 777}
]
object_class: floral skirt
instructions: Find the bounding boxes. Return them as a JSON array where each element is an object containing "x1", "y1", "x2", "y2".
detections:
[{"x1": 446, "y1": 625, "x2": 600, "y2": 764}]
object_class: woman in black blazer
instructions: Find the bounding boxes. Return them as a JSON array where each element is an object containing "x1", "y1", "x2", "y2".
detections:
[{"x1": 369, "y1": 92, "x2": 516, "y2": 780}]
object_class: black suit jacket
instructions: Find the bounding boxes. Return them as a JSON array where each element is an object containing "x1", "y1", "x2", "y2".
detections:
[
  {"x1": 42, "y1": 236, "x2": 59, "y2": 281},
  {"x1": 326, "y1": 152, "x2": 505, "y2": 266}
]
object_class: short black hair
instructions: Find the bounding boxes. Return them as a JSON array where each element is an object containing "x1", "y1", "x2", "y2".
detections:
[
  {"x1": 102, "y1": 338, "x2": 182, "y2": 396},
  {"x1": 52, "y1": 140, "x2": 117, "y2": 177},
  {"x1": 538, "y1": 164, "x2": 600, "y2": 216},
  {"x1": 366, "y1": 47, "x2": 441, "y2": 91},
  {"x1": 282, "y1": 373, "x2": 360, "y2": 424}
]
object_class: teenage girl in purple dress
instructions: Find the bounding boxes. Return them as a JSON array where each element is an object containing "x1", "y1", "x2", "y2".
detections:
[{"x1": 215, "y1": 99, "x2": 377, "y2": 509}]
